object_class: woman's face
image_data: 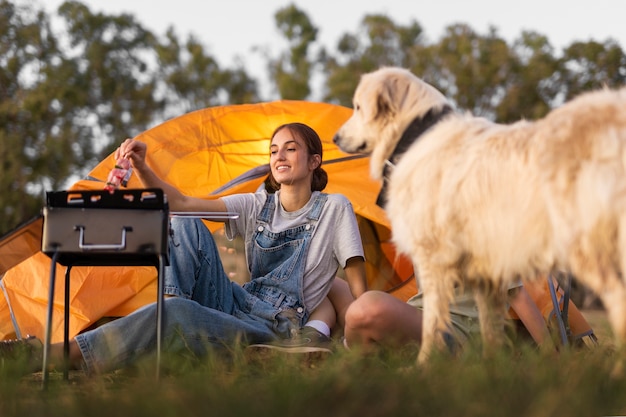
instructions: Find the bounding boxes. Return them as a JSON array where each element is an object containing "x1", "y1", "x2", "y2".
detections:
[{"x1": 270, "y1": 128, "x2": 319, "y2": 188}]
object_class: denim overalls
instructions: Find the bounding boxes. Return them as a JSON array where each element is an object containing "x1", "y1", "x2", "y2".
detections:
[
  {"x1": 243, "y1": 192, "x2": 327, "y2": 332},
  {"x1": 75, "y1": 192, "x2": 327, "y2": 373}
]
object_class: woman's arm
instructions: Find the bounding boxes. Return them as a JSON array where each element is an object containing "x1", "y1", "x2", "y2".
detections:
[
  {"x1": 118, "y1": 138, "x2": 228, "y2": 213},
  {"x1": 343, "y1": 256, "x2": 367, "y2": 298}
]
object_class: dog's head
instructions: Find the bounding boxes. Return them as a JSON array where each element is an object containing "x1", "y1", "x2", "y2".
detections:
[{"x1": 333, "y1": 67, "x2": 450, "y2": 180}]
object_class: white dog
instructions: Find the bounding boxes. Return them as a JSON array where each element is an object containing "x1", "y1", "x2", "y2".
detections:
[{"x1": 333, "y1": 66, "x2": 626, "y2": 364}]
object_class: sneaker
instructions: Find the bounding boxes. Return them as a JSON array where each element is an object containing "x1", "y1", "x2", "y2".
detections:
[
  {"x1": 0, "y1": 335, "x2": 43, "y2": 372},
  {"x1": 247, "y1": 326, "x2": 333, "y2": 354}
]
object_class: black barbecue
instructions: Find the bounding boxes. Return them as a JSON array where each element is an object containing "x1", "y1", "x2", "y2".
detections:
[{"x1": 41, "y1": 188, "x2": 170, "y2": 387}]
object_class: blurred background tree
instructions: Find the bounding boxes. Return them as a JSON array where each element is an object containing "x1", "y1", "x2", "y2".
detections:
[
  {"x1": 268, "y1": 4, "x2": 318, "y2": 99},
  {"x1": 322, "y1": 14, "x2": 429, "y2": 105},
  {"x1": 1, "y1": 0, "x2": 625, "y2": 236}
]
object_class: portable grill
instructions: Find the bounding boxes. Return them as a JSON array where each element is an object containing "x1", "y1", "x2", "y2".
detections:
[
  {"x1": 42, "y1": 188, "x2": 170, "y2": 266},
  {"x1": 41, "y1": 188, "x2": 170, "y2": 386}
]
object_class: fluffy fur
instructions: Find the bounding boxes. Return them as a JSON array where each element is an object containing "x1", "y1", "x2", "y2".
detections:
[{"x1": 333, "y1": 66, "x2": 626, "y2": 363}]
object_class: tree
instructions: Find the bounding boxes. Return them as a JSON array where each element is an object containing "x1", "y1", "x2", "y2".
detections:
[
  {"x1": 154, "y1": 27, "x2": 258, "y2": 120},
  {"x1": 0, "y1": 0, "x2": 264, "y2": 236},
  {"x1": 495, "y1": 31, "x2": 560, "y2": 122},
  {"x1": 268, "y1": 4, "x2": 319, "y2": 100},
  {"x1": 0, "y1": 0, "x2": 80, "y2": 234},
  {"x1": 323, "y1": 14, "x2": 427, "y2": 106},
  {"x1": 58, "y1": 1, "x2": 164, "y2": 157},
  {"x1": 428, "y1": 24, "x2": 515, "y2": 119},
  {"x1": 559, "y1": 39, "x2": 626, "y2": 101}
]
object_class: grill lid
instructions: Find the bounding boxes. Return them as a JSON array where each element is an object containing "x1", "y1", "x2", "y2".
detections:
[
  {"x1": 46, "y1": 188, "x2": 167, "y2": 210},
  {"x1": 42, "y1": 189, "x2": 169, "y2": 267}
]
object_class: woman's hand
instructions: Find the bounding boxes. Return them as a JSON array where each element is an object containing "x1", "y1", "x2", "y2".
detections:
[{"x1": 116, "y1": 138, "x2": 148, "y2": 171}]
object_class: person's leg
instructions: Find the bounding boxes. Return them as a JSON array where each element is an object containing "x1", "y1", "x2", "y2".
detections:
[
  {"x1": 165, "y1": 217, "x2": 235, "y2": 310},
  {"x1": 74, "y1": 297, "x2": 276, "y2": 374},
  {"x1": 344, "y1": 290, "x2": 423, "y2": 350},
  {"x1": 304, "y1": 277, "x2": 356, "y2": 337},
  {"x1": 47, "y1": 339, "x2": 84, "y2": 370},
  {"x1": 326, "y1": 277, "x2": 355, "y2": 331},
  {"x1": 305, "y1": 297, "x2": 334, "y2": 337}
]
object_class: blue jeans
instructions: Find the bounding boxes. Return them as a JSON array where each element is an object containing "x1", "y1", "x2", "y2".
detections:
[{"x1": 75, "y1": 218, "x2": 292, "y2": 374}]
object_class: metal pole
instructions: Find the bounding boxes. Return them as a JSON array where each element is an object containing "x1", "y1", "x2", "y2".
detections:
[
  {"x1": 156, "y1": 254, "x2": 165, "y2": 381},
  {"x1": 63, "y1": 266, "x2": 72, "y2": 381},
  {"x1": 42, "y1": 250, "x2": 59, "y2": 390}
]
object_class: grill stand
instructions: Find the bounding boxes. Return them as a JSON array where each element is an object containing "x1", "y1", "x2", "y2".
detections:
[
  {"x1": 42, "y1": 250, "x2": 166, "y2": 388},
  {"x1": 40, "y1": 189, "x2": 169, "y2": 390}
]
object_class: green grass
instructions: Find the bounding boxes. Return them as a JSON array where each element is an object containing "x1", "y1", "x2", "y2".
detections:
[{"x1": 1, "y1": 330, "x2": 625, "y2": 417}]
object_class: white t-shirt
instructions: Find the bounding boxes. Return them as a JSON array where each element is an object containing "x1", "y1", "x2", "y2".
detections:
[{"x1": 222, "y1": 190, "x2": 364, "y2": 312}]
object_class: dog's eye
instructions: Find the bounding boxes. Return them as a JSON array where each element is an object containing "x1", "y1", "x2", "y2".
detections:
[{"x1": 355, "y1": 104, "x2": 360, "y2": 112}]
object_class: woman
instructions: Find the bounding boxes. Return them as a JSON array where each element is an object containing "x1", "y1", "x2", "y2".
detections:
[{"x1": 1, "y1": 122, "x2": 366, "y2": 374}]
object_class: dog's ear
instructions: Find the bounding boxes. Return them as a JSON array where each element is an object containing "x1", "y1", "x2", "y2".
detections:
[
  {"x1": 377, "y1": 75, "x2": 412, "y2": 121},
  {"x1": 376, "y1": 92, "x2": 392, "y2": 120},
  {"x1": 376, "y1": 79, "x2": 397, "y2": 121}
]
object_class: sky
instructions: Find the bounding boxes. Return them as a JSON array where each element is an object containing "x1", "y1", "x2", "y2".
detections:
[{"x1": 41, "y1": 0, "x2": 626, "y2": 98}]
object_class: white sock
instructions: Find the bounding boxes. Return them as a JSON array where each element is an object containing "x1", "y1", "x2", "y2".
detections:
[{"x1": 304, "y1": 320, "x2": 331, "y2": 337}]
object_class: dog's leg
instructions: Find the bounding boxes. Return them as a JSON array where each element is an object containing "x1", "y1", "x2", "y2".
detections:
[
  {"x1": 592, "y1": 279, "x2": 626, "y2": 378},
  {"x1": 600, "y1": 283, "x2": 626, "y2": 345},
  {"x1": 571, "y1": 252, "x2": 626, "y2": 376},
  {"x1": 472, "y1": 284, "x2": 508, "y2": 357},
  {"x1": 416, "y1": 265, "x2": 457, "y2": 365}
]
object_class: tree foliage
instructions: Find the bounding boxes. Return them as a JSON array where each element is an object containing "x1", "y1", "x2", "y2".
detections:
[
  {"x1": 1, "y1": 0, "x2": 73, "y2": 233},
  {"x1": 495, "y1": 31, "x2": 560, "y2": 122},
  {"x1": 322, "y1": 14, "x2": 428, "y2": 105},
  {"x1": 57, "y1": 1, "x2": 163, "y2": 157},
  {"x1": 155, "y1": 28, "x2": 258, "y2": 119},
  {"x1": 268, "y1": 4, "x2": 319, "y2": 99},
  {"x1": 560, "y1": 39, "x2": 626, "y2": 100},
  {"x1": 1, "y1": 0, "x2": 625, "y2": 236}
]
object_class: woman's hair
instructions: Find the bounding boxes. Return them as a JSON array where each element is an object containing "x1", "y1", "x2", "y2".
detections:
[{"x1": 264, "y1": 122, "x2": 328, "y2": 193}]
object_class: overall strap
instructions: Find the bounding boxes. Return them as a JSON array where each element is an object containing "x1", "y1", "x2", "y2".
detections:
[
  {"x1": 257, "y1": 192, "x2": 276, "y2": 223},
  {"x1": 306, "y1": 193, "x2": 328, "y2": 222}
]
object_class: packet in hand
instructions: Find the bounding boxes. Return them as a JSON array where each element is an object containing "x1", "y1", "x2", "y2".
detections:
[{"x1": 104, "y1": 157, "x2": 133, "y2": 193}]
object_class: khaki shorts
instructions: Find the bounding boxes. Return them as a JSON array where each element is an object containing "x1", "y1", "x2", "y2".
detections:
[{"x1": 407, "y1": 283, "x2": 521, "y2": 345}]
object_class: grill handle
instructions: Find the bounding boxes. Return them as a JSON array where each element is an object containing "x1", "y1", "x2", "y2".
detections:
[{"x1": 74, "y1": 225, "x2": 132, "y2": 251}]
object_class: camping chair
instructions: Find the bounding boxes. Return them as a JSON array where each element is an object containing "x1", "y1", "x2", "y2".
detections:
[
  {"x1": 385, "y1": 268, "x2": 599, "y2": 349},
  {"x1": 546, "y1": 271, "x2": 598, "y2": 348}
]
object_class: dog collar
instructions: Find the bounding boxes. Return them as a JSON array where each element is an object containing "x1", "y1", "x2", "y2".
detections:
[{"x1": 376, "y1": 105, "x2": 453, "y2": 208}]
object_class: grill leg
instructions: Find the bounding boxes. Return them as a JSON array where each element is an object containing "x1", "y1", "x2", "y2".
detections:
[
  {"x1": 42, "y1": 250, "x2": 59, "y2": 390},
  {"x1": 63, "y1": 266, "x2": 71, "y2": 381},
  {"x1": 156, "y1": 254, "x2": 165, "y2": 380}
]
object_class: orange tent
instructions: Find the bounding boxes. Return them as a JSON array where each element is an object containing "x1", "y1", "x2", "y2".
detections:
[{"x1": 0, "y1": 100, "x2": 414, "y2": 343}]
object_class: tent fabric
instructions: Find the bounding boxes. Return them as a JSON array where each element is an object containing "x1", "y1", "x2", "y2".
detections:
[
  {"x1": 0, "y1": 100, "x2": 414, "y2": 342},
  {"x1": 0, "y1": 216, "x2": 43, "y2": 277}
]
